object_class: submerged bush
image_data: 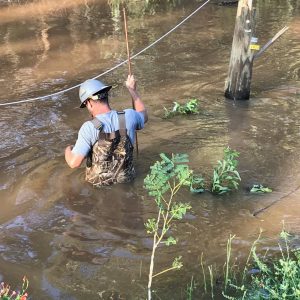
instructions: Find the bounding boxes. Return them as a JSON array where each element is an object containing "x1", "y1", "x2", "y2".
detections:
[
  {"x1": 250, "y1": 184, "x2": 272, "y2": 194},
  {"x1": 211, "y1": 147, "x2": 241, "y2": 194},
  {"x1": 163, "y1": 98, "x2": 200, "y2": 118}
]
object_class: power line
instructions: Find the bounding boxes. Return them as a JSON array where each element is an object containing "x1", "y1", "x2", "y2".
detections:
[{"x1": 0, "y1": 0, "x2": 211, "y2": 107}]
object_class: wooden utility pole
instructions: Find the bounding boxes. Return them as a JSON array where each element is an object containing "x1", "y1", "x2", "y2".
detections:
[{"x1": 225, "y1": 0, "x2": 255, "y2": 100}]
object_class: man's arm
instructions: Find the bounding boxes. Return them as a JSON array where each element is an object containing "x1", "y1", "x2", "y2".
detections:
[
  {"x1": 65, "y1": 121, "x2": 96, "y2": 168},
  {"x1": 65, "y1": 145, "x2": 85, "y2": 168},
  {"x1": 126, "y1": 74, "x2": 148, "y2": 123}
]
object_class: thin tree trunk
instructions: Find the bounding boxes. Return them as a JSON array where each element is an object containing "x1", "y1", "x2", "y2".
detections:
[{"x1": 147, "y1": 244, "x2": 156, "y2": 300}]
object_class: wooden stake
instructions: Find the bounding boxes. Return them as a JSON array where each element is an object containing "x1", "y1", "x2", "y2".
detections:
[
  {"x1": 254, "y1": 26, "x2": 289, "y2": 59},
  {"x1": 123, "y1": 8, "x2": 132, "y2": 77},
  {"x1": 225, "y1": 0, "x2": 255, "y2": 100},
  {"x1": 123, "y1": 8, "x2": 139, "y2": 156}
]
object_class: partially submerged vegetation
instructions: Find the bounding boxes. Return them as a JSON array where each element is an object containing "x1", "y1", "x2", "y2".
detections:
[
  {"x1": 250, "y1": 184, "x2": 272, "y2": 194},
  {"x1": 187, "y1": 228, "x2": 300, "y2": 300},
  {"x1": 163, "y1": 98, "x2": 200, "y2": 118},
  {"x1": 146, "y1": 147, "x2": 270, "y2": 197},
  {"x1": 0, "y1": 151, "x2": 273, "y2": 300},
  {"x1": 0, "y1": 153, "x2": 280, "y2": 300},
  {"x1": 142, "y1": 152, "x2": 279, "y2": 299},
  {"x1": 0, "y1": 277, "x2": 28, "y2": 300},
  {"x1": 211, "y1": 147, "x2": 241, "y2": 194}
]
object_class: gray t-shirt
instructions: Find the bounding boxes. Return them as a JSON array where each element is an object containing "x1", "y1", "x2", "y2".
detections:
[{"x1": 72, "y1": 109, "x2": 144, "y2": 157}]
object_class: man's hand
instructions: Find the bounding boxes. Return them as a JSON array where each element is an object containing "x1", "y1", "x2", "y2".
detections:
[
  {"x1": 65, "y1": 145, "x2": 73, "y2": 151},
  {"x1": 125, "y1": 74, "x2": 148, "y2": 123},
  {"x1": 126, "y1": 74, "x2": 137, "y2": 91}
]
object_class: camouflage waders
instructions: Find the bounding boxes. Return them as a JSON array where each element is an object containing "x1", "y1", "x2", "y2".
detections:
[{"x1": 85, "y1": 111, "x2": 135, "y2": 186}]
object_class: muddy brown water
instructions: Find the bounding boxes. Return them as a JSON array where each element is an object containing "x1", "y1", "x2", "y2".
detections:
[{"x1": 0, "y1": 0, "x2": 299, "y2": 299}]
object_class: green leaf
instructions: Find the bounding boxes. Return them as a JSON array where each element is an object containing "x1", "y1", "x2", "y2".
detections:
[
  {"x1": 170, "y1": 202, "x2": 191, "y2": 220},
  {"x1": 164, "y1": 236, "x2": 177, "y2": 246},
  {"x1": 280, "y1": 230, "x2": 291, "y2": 240},
  {"x1": 172, "y1": 256, "x2": 183, "y2": 269},
  {"x1": 144, "y1": 218, "x2": 157, "y2": 234}
]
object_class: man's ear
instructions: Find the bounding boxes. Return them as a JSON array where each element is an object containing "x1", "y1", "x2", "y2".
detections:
[{"x1": 87, "y1": 99, "x2": 92, "y2": 108}]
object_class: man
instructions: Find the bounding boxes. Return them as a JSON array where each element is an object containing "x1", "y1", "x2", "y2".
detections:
[{"x1": 65, "y1": 75, "x2": 148, "y2": 186}]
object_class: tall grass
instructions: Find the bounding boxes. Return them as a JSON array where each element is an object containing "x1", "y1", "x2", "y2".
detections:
[{"x1": 191, "y1": 228, "x2": 300, "y2": 300}]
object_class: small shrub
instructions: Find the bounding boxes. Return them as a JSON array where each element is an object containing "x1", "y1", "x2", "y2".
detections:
[
  {"x1": 211, "y1": 147, "x2": 241, "y2": 194},
  {"x1": 163, "y1": 98, "x2": 200, "y2": 118},
  {"x1": 144, "y1": 153, "x2": 194, "y2": 300}
]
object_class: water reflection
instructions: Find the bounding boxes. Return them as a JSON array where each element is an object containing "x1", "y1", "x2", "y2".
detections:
[
  {"x1": 0, "y1": 0, "x2": 93, "y2": 24},
  {"x1": 0, "y1": 0, "x2": 299, "y2": 298},
  {"x1": 108, "y1": 0, "x2": 185, "y2": 18}
]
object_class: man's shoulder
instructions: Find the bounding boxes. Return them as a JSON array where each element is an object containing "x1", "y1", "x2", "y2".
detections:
[
  {"x1": 123, "y1": 109, "x2": 144, "y2": 129},
  {"x1": 79, "y1": 120, "x2": 98, "y2": 134},
  {"x1": 123, "y1": 108, "x2": 135, "y2": 112},
  {"x1": 123, "y1": 108, "x2": 139, "y2": 116},
  {"x1": 89, "y1": 118, "x2": 103, "y2": 129}
]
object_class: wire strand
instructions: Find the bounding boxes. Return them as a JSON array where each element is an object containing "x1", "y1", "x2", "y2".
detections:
[{"x1": 0, "y1": 0, "x2": 211, "y2": 107}]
